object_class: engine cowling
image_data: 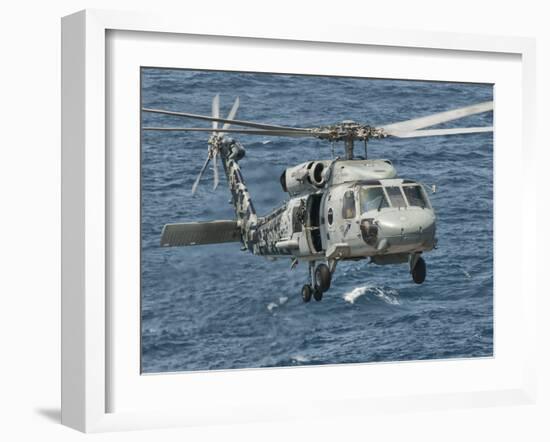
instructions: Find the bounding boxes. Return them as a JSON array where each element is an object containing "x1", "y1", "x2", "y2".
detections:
[{"x1": 280, "y1": 161, "x2": 331, "y2": 196}]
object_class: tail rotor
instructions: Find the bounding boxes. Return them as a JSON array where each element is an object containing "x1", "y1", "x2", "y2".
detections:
[
  {"x1": 191, "y1": 155, "x2": 211, "y2": 196},
  {"x1": 190, "y1": 94, "x2": 239, "y2": 195}
]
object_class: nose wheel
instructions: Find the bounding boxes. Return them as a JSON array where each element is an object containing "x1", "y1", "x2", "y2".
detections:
[
  {"x1": 302, "y1": 262, "x2": 332, "y2": 302},
  {"x1": 410, "y1": 255, "x2": 426, "y2": 284}
]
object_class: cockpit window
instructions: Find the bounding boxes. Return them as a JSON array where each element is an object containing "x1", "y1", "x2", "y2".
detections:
[
  {"x1": 385, "y1": 186, "x2": 407, "y2": 208},
  {"x1": 359, "y1": 187, "x2": 389, "y2": 213},
  {"x1": 403, "y1": 185, "x2": 427, "y2": 208},
  {"x1": 342, "y1": 190, "x2": 356, "y2": 219}
]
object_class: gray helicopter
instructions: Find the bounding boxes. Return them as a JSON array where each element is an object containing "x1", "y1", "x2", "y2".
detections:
[{"x1": 143, "y1": 96, "x2": 493, "y2": 302}]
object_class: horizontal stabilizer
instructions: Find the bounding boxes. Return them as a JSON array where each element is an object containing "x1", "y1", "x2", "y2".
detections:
[{"x1": 160, "y1": 220, "x2": 241, "y2": 247}]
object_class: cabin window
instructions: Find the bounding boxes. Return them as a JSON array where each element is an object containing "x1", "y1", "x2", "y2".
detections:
[
  {"x1": 342, "y1": 190, "x2": 356, "y2": 219},
  {"x1": 359, "y1": 186, "x2": 389, "y2": 213},
  {"x1": 385, "y1": 186, "x2": 407, "y2": 208},
  {"x1": 403, "y1": 185, "x2": 427, "y2": 208},
  {"x1": 327, "y1": 208, "x2": 334, "y2": 225}
]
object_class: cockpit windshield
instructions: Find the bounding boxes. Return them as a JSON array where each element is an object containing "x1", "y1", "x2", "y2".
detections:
[
  {"x1": 359, "y1": 186, "x2": 389, "y2": 213},
  {"x1": 402, "y1": 185, "x2": 428, "y2": 208},
  {"x1": 359, "y1": 183, "x2": 430, "y2": 212},
  {"x1": 385, "y1": 186, "x2": 407, "y2": 208}
]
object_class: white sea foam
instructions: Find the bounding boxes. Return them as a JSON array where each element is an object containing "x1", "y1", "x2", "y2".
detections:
[
  {"x1": 267, "y1": 296, "x2": 289, "y2": 312},
  {"x1": 291, "y1": 354, "x2": 310, "y2": 363},
  {"x1": 343, "y1": 286, "x2": 368, "y2": 304},
  {"x1": 343, "y1": 285, "x2": 400, "y2": 305},
  {"x1": 372, "y1": 287, "x2": 401, "y2": 305}
]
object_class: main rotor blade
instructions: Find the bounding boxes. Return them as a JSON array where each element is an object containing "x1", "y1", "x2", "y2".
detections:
[
  {"x1": 222, "y1": 97, "x2": 240, "y2": 131},
  {"x1": 191, "y1": 156, "x2": 211, "y2": 195},
  {"x1": 212, "y1": 94, "x2": 220, "y2": 133},
  {"x1": 381, "y1": 101, "x2": 493, "y2": 135},
  {"x1": 390, "y1": 126, "x2": 493, "y2": 138},
  {"x1": 143, "y1": 126, "x2": 317, "y2": 138},
  {"x1": 142, "y1": 108, "x2": 309, "y2": 132}
]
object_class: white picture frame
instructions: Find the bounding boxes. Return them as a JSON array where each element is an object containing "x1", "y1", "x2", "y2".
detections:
[{"x1": 61, "y1": 9, "x2": 537, "y2": 433}]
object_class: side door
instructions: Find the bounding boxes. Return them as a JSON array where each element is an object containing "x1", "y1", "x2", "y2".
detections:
[{"x1": 305, "y1": 193, "x2": 324, "y2": 254}]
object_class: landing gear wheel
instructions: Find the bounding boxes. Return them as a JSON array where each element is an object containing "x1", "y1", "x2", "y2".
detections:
[
  {"x1": 302, "y1": 284, "x2": 312, "y2": 303},
  {"x1": 412, "y1": 257, "x2": 426, "y2": 284},
  {"x1": 313, "y1": 288, "x2": 323, "y2": 302},
  {"x1": 314, "y1": 264, "x2": 331, "y2": 292}
]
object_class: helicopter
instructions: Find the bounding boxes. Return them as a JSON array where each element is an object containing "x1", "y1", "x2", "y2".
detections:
[{"x1": 142, "y1": 96, "x2": 493, "y2": 303}]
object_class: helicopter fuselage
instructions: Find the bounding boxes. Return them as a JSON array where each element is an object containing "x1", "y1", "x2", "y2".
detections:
[{"x1": 248, "y1": 157, "x2": 437, "y2": 267}]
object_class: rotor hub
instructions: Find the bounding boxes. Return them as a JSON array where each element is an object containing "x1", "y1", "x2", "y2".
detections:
[{"x1": 313, "y1": 122, "x2": 387, "y2": 142}]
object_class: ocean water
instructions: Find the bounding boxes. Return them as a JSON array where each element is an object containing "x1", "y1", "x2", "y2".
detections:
[{"x1": 140, "y1": 68, "x2": 493, "y2": 373}]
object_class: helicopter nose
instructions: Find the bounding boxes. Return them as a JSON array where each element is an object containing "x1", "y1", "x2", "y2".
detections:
[
  {"x1": 368, "y1": 208, "x2": 436, "y2": 250},
  {"x1": 375, "y1": 208, "x2": 435, "y2": 236}
]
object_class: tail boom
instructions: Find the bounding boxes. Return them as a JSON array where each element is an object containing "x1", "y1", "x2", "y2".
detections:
[{"x1": 218, "y1": 139, "x2": 259, "y2": 250}]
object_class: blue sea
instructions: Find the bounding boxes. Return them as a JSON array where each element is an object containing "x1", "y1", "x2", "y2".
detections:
[{"x1": 141, "y1": 68, "x2": 493, "y2": 373}]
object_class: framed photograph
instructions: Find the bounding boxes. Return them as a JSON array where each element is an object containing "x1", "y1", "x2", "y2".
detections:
[
  {"x1": 61, "y1": 9, "x2": 537, "y2": 432},
  {"x1": 139, "y1": 68, "x2": 494, "y2": 374}
]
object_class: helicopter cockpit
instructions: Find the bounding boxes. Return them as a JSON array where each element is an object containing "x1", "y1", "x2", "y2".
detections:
[{"x1": 320, "y1": 179, "x2": 436, "y2": 260}]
